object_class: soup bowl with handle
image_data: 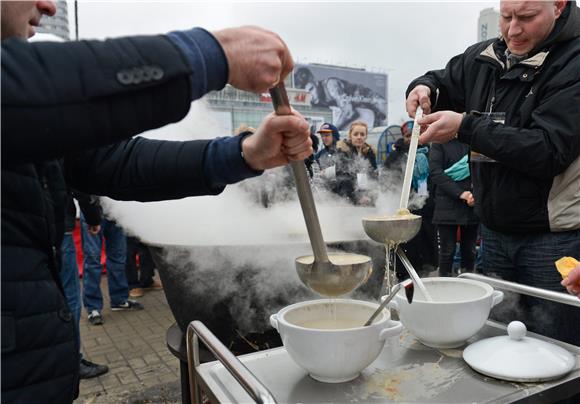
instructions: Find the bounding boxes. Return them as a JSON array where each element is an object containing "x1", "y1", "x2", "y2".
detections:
[
  {"x1": 387, "y1": 277, "x2": 504, "y2": 348},
  {"x1": 270, "y1": 299, "x2": 402, "y2": 383}
]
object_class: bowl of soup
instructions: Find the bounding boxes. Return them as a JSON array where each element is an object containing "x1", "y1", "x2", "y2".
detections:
[
  {"x1": 270, "y1": 299, "x2": 402, "y2": 383},
  {"x1": 387, "y1": 277, "x2": 503, "y2": 348}
]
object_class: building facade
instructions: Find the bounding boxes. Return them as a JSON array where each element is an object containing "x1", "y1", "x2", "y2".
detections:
[
  {"x1": 37, "y1": 0, "x2": 70, "y2": 41},
  {"x1": 207, "y1": 64, "x2": 388, "y2": 137},
  {"x1": 478, "y1": 7, "x2": 500, "y2": 42}
]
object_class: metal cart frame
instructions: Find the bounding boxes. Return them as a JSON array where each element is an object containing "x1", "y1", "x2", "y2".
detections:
[{"x1": 186, "y1": 274, "x2": 580, "y2": 403}]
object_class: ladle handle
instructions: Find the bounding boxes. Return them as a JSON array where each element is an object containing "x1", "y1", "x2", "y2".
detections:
[
  {"x1": 399, "y1": 106, "x2": 423, "y2": 210},
  {"x1": 396, "y1": 246, "x2": 434, "y2": 301},
  {"x1": 269, "y1": 84, "x2": 330, "y2": 263},
  {"x1": 364, "y1": 283, "x2": 401, "y2": 326}
]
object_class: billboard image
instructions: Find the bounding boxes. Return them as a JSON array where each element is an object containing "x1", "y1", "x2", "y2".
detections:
[{"x1": 293, "y1": 63, "x2": 388, "y2": 131}]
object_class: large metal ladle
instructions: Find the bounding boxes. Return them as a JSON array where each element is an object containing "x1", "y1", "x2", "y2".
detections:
[
  {"x1": 362, "y1": 107, "x2": 424, "y2": 245},
  {"x1": 269, "y1": 84, "x2": 372, "y2": 297}
]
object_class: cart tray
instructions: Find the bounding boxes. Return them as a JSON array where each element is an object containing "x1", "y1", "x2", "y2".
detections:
[{"x1": 196, "y1": 321, "x2": 580, "y2": 403}]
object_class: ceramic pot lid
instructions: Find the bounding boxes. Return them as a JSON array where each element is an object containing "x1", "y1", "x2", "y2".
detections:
[{"x1": 463, "y1": 321, "x2": 576, "y2": 382}]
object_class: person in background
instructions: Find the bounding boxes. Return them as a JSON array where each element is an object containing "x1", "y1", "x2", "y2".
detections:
[
  {"x1": 405, "y1": 0, "x2": 579, "y2": 344},
  {"x1": 335, "y1": 120, "x2": 378, "y2": 206},
  {"x1": 80, "y1": 201, "x2": 142, "y2": 326},
  {"x1": 61, "y1": 192, "x2": 109, "y2": 379},
  {"x1": 304, "y1": 130, "x2": 320, "y2": 179},
  {"x1": 429, "y1": 140, "x2": 480, "y2": 277},
  {"x1": 315, "y1": 122, "x2": 340, "y2": 171},
  {"x1": 1, "y1": 2, "x2": 312, "y2": 402},
  {"x1": 125, "y1": 236, "x2": 161, "y2": 298}
]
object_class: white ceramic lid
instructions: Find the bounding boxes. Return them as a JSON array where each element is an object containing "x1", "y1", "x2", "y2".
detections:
[{"x1": 463, "y1": 321, "x2": 576, "y2": 382}]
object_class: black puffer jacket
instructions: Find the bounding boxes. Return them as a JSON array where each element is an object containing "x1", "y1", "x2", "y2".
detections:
[
  {"x1": 1, "y1": 160, "x2": 78, "y2": 403},
  {"x1": 408, "y1": 1, "x2": 580, "y2": 233},
  {"x1": 1, "y1": 32, "x2": 224, "y2": 403},
  {"x1": 429, "y1": 141, "x2": 479, "y2": 225}
]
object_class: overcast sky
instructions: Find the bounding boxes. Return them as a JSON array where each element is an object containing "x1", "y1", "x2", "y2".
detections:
[{"x1": 74, "y1": 1, "x2": 499, "y2": 124}]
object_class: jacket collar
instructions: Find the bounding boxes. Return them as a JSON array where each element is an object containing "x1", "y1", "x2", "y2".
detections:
[{"x1": 478, "y1": 41, "x2": 550, "y2": 70}]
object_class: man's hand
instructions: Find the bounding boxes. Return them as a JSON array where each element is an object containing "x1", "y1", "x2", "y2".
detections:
[
  {"x1": 212, "y1": 26, "x2": 294, "y2": 94},
  {"x1": 241, "y1": 112, "x2": 311, "y2": 171},
  {"x1": 417, "y1": 111, "x2": 464, "y2": 144},
  {"x1": 562, "y1": 265, "x2": 580, "y2": 299},
  {"x1": 460, "y1": 191, "x2": 475, "y2": 207},
  {"x1": 406, "y1": 85, "x2": 432, "y2": 117}
]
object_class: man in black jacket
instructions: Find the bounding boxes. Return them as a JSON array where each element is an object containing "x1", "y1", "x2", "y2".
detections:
[
  {"x1": 405, "y1": 0, "x2": 580, "y2": 345},
  {"x1": 1, "y1": 2, "x2": 311, "y2": 402}
]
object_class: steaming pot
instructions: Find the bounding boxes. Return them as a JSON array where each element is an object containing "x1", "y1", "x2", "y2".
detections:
[{"x1": 149, "y1": 240, "x2": 386, "y2": 355}]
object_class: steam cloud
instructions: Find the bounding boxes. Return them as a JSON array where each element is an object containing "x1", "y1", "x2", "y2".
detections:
[{"x1": 100, "y1": 99, "x2": 426, "y2": 333}]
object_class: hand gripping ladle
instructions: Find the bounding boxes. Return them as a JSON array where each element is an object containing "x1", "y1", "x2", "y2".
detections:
[{"x1": 269, "y1": 83, "x2": 372, "y2": 297}]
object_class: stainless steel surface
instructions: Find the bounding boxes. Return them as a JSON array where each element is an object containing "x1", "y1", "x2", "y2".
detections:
[
  {"x1": 458, "y1": 273, "x2": 580, "y2": 307},
  {"x1": 294, "y1": 253, "x2": 373, "y2": 297},
  {"x1": 397, "y1": 247, "x2": 434, "y2": 301},
  {"x1": 195, "y1": 321, "x2": 580, "y2": 403},
  {"x1": 187, "y1": 321, "x2": 277, "y2": 404},
  {"x1": 362, "y1": 213, "x2": 422, "y2": 245},
  {"x1": 364, "y1": 283, "x2": 401, "y2": 326},
  {"x1": 269, "y1": 84, "x2": 372, "y2": 296},
  {"x1": 186, "y1": 321, "x2": 276, "y2": 404}
]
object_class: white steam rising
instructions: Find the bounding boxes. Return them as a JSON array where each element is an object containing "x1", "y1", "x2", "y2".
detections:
[
  {"x1": 99, "y1": 100, "x2": 422, "y2": 334},
  {"x1": 100, "y1": 99, "x2": 407, "y2": 246}
]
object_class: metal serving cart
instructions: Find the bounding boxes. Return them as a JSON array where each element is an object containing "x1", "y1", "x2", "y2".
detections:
[{"x1": 185, "y1": 274, "x2": 580, "y2": 403}]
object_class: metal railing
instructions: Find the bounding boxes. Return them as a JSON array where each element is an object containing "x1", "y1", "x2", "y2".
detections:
[
  {"x1": 458, "y1": 273, "x2": 580, "y2": 307},
  {"x1": 186, "y1": 320, "x2": 277, "y2": 404}
]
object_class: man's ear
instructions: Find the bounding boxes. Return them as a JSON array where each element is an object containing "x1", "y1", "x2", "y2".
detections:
[{"x1": 554, "y1": 0, "x2": 567, "y2": 19}]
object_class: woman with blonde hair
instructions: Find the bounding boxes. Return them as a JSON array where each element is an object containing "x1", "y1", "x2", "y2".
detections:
[{"x1": 335, "y1": 121, "x2": 378, "y2": 205}]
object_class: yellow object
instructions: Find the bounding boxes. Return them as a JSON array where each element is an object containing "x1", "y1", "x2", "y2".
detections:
[{"x1": 555, "y1": 257, "x2": 580, "y2": 279}]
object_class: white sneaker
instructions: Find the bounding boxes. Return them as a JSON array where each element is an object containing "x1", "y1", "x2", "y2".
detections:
[{"x1": 88, "y1": 310, "x2": 103, "y2": 325}]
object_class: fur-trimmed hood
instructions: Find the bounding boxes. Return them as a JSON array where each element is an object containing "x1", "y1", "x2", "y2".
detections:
[{"x1": 336, "y1": 139, "x2": 376, "y2": 157}]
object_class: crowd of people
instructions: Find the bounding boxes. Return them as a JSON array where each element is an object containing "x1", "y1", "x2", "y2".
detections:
[{"x1": 1, "y1": 0, "x2": 579, "y2": 402}]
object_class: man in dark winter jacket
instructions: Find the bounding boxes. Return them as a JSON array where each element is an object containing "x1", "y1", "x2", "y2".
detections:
[
  {"x1": 315, "y1": 122, "x2": 341, "y2": 171},
  {"x1": 314, "y1": 122, "x2": 341, "y2": 192},
  {"x1": 405, "y1": 0, "x2": 580, "y2": 345},
  {"x1": 1, "y1": 2, "x2": 311, "y2": 403}
]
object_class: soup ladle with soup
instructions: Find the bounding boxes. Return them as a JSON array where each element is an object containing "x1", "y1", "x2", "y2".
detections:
[
  {"x1": 269, "y1": 84, "x2": 373, "y2": 297},
  {"x1": 362, "y1": 107, "x2": 431, "y2": 298}
]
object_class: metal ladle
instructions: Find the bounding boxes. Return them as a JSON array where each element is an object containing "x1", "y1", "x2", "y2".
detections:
[
  {"x1": 269, "y1": 84, "x2": 372, "y2": 297},
  {"x1": 362, "y1": 107, "x2": 424, "y2": 245}
]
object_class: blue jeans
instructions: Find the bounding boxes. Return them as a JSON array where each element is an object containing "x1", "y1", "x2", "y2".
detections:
[
  {"x1": 60, "y1": 232, "x2": 81, "y2": 347},
  {"x1": 481, "y1": 225, "x2": 580, "y2": 345},
  {"x1": 81, "y1": 215, "x2": 128, "y2": 312}
]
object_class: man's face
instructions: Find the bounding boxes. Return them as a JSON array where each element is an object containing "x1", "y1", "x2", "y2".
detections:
[
  {"x1": 320, "y1": 132, "x2": 334, "y2": 147},
  {"x1": 499, "y1": 0, "x2": 566, "y2": 56},
  {"x1": 1, "y1": 1, "x2": 56, "y2": 40}
]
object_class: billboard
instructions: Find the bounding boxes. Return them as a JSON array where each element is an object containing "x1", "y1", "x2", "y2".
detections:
[{"x1": 293, "y1": 63, "x2": 388, "y2": 131}]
